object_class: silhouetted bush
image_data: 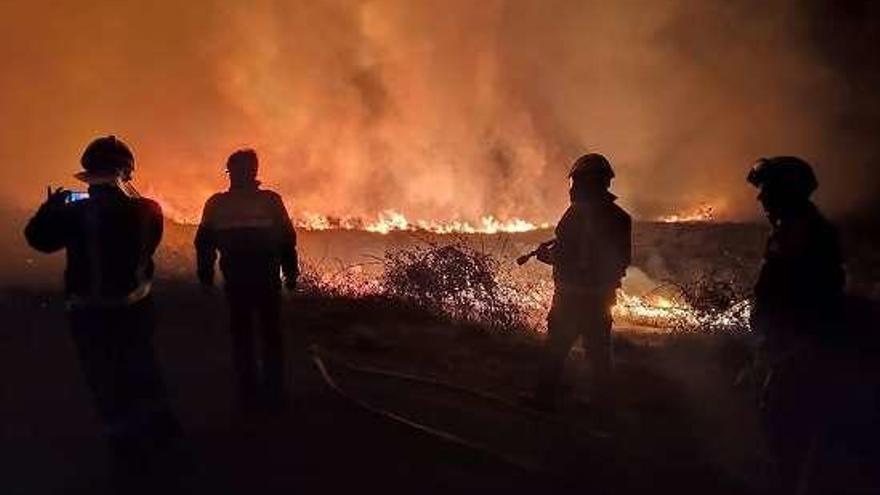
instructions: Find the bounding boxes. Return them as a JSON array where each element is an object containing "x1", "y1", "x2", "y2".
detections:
[
  {"x1": 673, "y1": 273, "x2": 751, "y2": 333},
  {"x1": 381, "y1": 242, "x2": 530, "y2": 331},
  {"x1": 295, "y1": 243, "x2": 752, "y2": 334}
]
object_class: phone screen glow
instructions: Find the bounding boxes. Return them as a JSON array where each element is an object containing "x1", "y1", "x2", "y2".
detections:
[{"x1": 66, "y1": 191, "x2": 89, "y2": 204}]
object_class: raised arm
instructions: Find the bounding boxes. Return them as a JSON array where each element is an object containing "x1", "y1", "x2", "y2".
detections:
[{"x1": 24, "y1": 187, "x2": 71, "y2": 253}]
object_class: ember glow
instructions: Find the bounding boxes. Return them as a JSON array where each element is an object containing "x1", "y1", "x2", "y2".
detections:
[
  {"x1": 612, "y1": 290, "x2": 750, "y2": 332},
  {"x1": 148, "y1": 187, "x2": 551, "y2": 234},
  {"x1": 151, "y1": 184, "x2": 747, "y2": 332},
  {"x1": 152, "y1": 187, "x2": 713, "y2": 233},
  {"x1": 658, "y1": 204, "x2": 716, "y2": 224},
  {"x1": 496, "y1": 284, "x2": 751, "y2": 333},
  {"x1": 295, "y1": 210, "x2": 550, "y2": 234},
  {"x1": 304, "y1": 260, "x2": 750, "y2": 332}
]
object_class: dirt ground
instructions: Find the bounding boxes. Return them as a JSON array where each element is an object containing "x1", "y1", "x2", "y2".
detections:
[
  {"x1": 2, "y1": 214, "x2": 878, "y2": 493},
  {"x1": 2, "y1": 279, "x2": 774, "y2": 494}
]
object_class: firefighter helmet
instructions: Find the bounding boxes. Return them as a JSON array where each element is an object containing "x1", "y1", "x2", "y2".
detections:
[
  {"x1": 747, "y1": 156, "x2": 818, "y2": 198},
  {"x1": 79, "y1": 135, "x2": 134, "y2": 181},
  {"x1": 569, "y1": 153, "x2": 615, "y2": 182}
]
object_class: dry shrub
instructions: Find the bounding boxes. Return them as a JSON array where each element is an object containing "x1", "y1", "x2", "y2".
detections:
[
  {"x1": 381, "y1": 242, "x2": 530, "y2": 331},
  {"x1": 673, "y1": 272, "x2": 752, "y2": 333},
  {"x1": 297, "y1": 258, "x2": 382, "y2": 299},
  {"x1": 295, "y1": 242, "x2": 752, "y2": 335}
]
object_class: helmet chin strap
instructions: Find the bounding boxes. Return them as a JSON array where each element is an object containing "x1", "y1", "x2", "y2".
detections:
[
  {"x1": 73, "y1": 171, "x2": 140, "y2": 199},
  {"x1": 117, "y1": 177, "x2": 141, "y2": 198}
]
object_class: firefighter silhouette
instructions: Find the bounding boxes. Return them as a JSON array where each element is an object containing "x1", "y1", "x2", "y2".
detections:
[
  {"x1": 196, "y1": 149, "x2": 298, "y2": 412},
  {"x1": 527, "y1": 153, "x2": 632, "y2": 411},
  {"x1": 747, "y1": 156, "x2": 855, "y2": 494},
  {"x1": 24, "y1": 135, "x2": 180, "y2": 473}
]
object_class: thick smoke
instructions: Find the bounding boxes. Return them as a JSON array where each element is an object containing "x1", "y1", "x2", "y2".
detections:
[{"x1": 0, "y1": 0, "x2": 875, "y2": 223}]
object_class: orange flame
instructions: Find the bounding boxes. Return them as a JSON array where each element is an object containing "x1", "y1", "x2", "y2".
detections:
[
  {"x1": 295, "y1": 210, "x2": 551, "y2": 234},
  {"x1": 148, "y1": 188, "x2": 552, "y2": 234},
  {"x1": 301, "y1": 263, "x2": 749, "y2": 332},
  {"x1": 657, "y1": 203, "x2": 716, "y2": 223}
]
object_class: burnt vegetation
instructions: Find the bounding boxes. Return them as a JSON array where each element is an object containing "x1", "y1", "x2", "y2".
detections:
[
  {"x1": 295, "y1": 237, "x2": 753, "y2": 336},
  {"x1": 4, "y1": 219, "x2": 878, "y2": 493},
  {"x1": 381, "y1": 243, "x2": 530, "y2": 331},
  {"x1": 295, "y1": 240, "x2": 535, "y2": 332}
]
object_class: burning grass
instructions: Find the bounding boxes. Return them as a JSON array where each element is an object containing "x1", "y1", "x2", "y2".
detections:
[
  {"x1": 293, "y1": 210, "x2": 550, "y2": 235},
  {"x1": 657, "y1": 203, "x2": 716, "y2": 223},
  {"x1": 152, "y1": 219, "x2": 758, "y2": 334},
  {"x1": 295, "y1": 240, "x2": 752, "y2": 334},
  {"x1": 381, "y1": 243, "x2": 530, "y2": 331}
]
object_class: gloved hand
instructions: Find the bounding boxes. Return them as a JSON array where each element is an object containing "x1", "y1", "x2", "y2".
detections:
[
  {"x1": 45, "y1": 186, "x2": 69, "y2": 208},
  {"x1": 536, "y1": 243, "x2": 554, "y2": 264}
]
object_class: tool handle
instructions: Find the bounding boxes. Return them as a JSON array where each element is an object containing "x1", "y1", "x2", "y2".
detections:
[{"x1": 516, "y1": 239, "x2": 555, "y2": 265}]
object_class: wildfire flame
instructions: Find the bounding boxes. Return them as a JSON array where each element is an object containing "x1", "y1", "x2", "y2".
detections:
[
  {"x1": 295, "y1": 210, "x2": 551, "y2": 234},
  {"x1": 147, "y1": 186, "x2": 717, "y2": 233},
  {"x1": 304, "y1": 261, "x2": 750, "y2": 332},
  {"x1": 148, "y1": 188, "x2": 747, "y2": 331},
  {"x1": 148, "y1": 188, "x2": 552, "y2": 234},
  {"x1": 612, "y1": 291, "x2": 694, "y2": 330},
  {"x1": 518, "y1": 279, "x2": 747, "y2": 332},
  {"x1": 612, "y1": 289, "x2": 750, "y2": 331},
  {"x1": 658, "y1": 203, "x2": 715, "y2": 223}
]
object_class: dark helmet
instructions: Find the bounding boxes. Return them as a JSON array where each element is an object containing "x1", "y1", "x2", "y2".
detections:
[
  {"x1": 80, "y1": 135, "x2": 134, "y2": 179},
  {"x1": 569, "y1": 153, "x2": 615, "y2": 184},
  {"x1": 747, "y1": 156, "x2": 818, "y2": 198},
  {"x1": 226, "y1": 148, "x2": 259, "y2": 181}
]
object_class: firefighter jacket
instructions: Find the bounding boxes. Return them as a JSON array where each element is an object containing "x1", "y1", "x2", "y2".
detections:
[
  {"x1": 752, "y1": 202, "x2": 845, "y2": 346},
  {"x1": 24, "y1": 187, "x2": 162, "y2": 308},
  {"x1": 195, "y1": 186, "x2": 298, "y2": 291},
  {"x1": 552, "y1": 192, "x2": 632, "y2": 292}
]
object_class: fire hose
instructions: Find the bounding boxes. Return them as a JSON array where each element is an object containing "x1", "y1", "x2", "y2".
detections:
[
  {"x1": 516, "y1": 239, "x2": 555, "y2": 265},
  {"x1": 308, "y1": 346, "x2": 612, "y2": 476},
  {"x1": 309, "y1": 347, "x2": 547, "y2": 474}
]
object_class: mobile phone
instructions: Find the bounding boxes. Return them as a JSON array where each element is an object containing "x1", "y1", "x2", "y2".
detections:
[{"x1": 65, "y1": 191, "x2": 90, "y2": 204}]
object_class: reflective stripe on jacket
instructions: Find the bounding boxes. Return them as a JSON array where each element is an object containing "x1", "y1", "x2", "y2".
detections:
[
  {"x1": 24, "y1": 187, "x2": 163, "y2": 307},
  {"x1": 195, "y1": 187, "x2": 298, "y2": 290}
]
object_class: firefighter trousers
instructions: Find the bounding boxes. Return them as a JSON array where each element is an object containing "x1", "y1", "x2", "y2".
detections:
[
  {"x1": 536, "y1": 287, "x2": 617, "y2": 404},
  {"x1": 226, "y1": 288, "x2": 285, "y2": 408},
  {"x1": 68, "y1": 297, "x2": 179, "y2": 456}
]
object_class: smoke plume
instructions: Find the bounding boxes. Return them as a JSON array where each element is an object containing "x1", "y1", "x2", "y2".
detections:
[{"x1": 0, "y1": 0, "x2": 876, "y2": 223}]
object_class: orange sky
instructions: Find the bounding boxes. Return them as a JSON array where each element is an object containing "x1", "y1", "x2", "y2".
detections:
[{"x1": 0, "y1": 0, "x2": 874, "y2": 223}]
